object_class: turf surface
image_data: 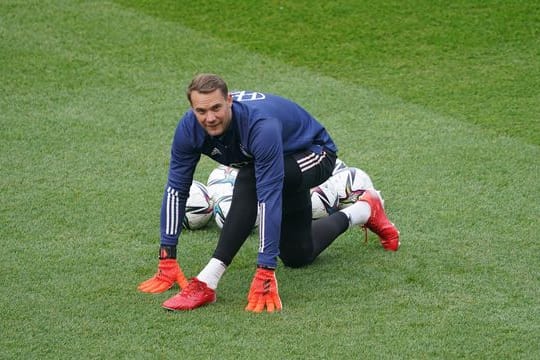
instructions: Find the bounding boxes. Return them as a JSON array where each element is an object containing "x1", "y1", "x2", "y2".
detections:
[{"x1": 1, "y1": 1, "x2": 538, "y2": 358}]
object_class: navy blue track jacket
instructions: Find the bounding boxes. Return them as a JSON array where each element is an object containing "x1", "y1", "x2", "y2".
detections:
[{"x1": 160, "y1": 91, "x2": 337, "y2": 267}]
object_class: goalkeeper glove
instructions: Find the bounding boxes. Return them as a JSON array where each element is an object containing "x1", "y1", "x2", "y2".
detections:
[
  {"x1": 138, "y1": 259, "x2": 188, "y2": 293},
  {"x1": 245, "y1": 267, "x2": 282, "y2": 313}
]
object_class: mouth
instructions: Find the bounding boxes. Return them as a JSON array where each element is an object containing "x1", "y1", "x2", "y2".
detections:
[{"x1": 205, "y1": 124, "x2": 223, "y2": 135}]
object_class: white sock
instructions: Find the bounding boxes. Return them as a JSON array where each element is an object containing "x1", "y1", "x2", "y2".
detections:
[
  {"x1": 197, "y1": 258, "x2": 227, "y2": 290},
  {"x1": 339, "y1": 201, "x2": 371, "y2": 227}
]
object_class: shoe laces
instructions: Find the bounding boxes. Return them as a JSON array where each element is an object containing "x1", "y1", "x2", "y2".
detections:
[
  {"x1": 183, "y1": 278, "x2": 207, "y2": 298},
  {"x1": 361, "y1": 225, "x2": 369, "y2": 244}
]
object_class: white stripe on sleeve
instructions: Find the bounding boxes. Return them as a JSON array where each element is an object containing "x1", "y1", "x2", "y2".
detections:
[
  {"x1": 258, "y1": 202, "x2": 265, "y2": 253},
  {"x1": 166, "y1": 187, "x2": 179, "y2": 235}
]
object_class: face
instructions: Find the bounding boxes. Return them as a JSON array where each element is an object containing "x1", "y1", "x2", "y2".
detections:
[{"x1": 190, "y1": 89, "x2": 233, "y2": 137}]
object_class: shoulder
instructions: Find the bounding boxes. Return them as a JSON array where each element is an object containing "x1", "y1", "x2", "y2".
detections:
[
  {"x1": 231, "y1": 91, "x2": 268, "y2": 103},
  {"x1": 231, "y1": 91, "x2": 290, "y2": 124},
  {"x1": 231, "y1": 91, "x2": 295, "y2": 109},
  {"x1": 173, "y1": 110, "x2": 206, "y2": 147}
]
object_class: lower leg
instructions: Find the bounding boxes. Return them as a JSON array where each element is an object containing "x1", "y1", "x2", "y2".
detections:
[
  {"x1": 339, "y1": 200, "x2": 371, "y2": 226},
  {"x1": 212, "y1": 165, "x2": 258, "y2": 266},
  {"x1": 198, "y1": 166, "x2": 258, "y2": 289},
  {"x1": 196, "y1": 258, "x2": 227, "y2": 290},
  {"x1": 310, "y1": 211, "x2": 350, "y2": 258}
]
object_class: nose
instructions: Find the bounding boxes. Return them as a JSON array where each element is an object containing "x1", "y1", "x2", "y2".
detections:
[{"x1": 206, "y1": 111, "x2": 216, "y2": 122}]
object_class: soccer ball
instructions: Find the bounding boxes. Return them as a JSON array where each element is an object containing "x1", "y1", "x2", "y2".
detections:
[
  {"x1": 182, "y1": 180, "x2": 214, "y2": 230},
  {"x1": 310, "y1": 180, "x2": 339, "y2": 219},
  {"x1": 332, "y1": 158, "x2": 348, "y2": 175},
  {"x1": 327, "y1": 167, "x2": 375, "y2": 209},
  {"x1": 213, "y1": 194, "x2": 233, "y2": 229},
  {"x1": 213, "y1": 194, "x2": 260, "y2": 230},
  {"x1": 207, "y1": 165, "x2": 238, "y2": 203}
]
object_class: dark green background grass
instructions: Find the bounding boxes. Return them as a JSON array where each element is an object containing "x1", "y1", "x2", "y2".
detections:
[
  {"x1": 119, "y1": 0, "x2": 540, "y2": 145},
  {"x1": 1, "y1": 1, "x2": 539, "y2": 359}
]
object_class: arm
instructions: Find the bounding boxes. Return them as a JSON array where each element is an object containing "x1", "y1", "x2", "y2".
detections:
[
  {"x1": 249, "y1": 119, "x2": 284, "y2": 268},
  {"x1": 138, "y1": 118, "x2": 200, "y2": 293},
  {"x1": 160, "y1": 121, "x2": 201, "y2": 246},
  {"x1": 245, "y1": 131, "x2": 285, "y2": 312}
]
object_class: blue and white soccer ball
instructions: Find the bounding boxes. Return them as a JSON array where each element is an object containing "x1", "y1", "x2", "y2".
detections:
[
  {"x1": 213, "y1": 194, "x2": 260, "y2": 230},
  {"x1": 327, "y1": 167, "x2": 376, "y2": 209},
  {"x1": 310, "y1": 180, "x2": 339, "y2": 219},
  {"x1": 213, "y1": 194, "x2": 233, "y2": 229},
  {"x1": 206, "y1": 165, "x2": 238, "y2": 203},
  {"x1": 332, "y1": 158, "x2": 348, "y2": 175},
  {"x1": 182, "y1": 180, "x2": 214, "y2": 230}
]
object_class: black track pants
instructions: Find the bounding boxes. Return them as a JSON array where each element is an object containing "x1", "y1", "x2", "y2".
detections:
[{"x1": 212, "y1": 150, "x2": 349, "y2": 267}]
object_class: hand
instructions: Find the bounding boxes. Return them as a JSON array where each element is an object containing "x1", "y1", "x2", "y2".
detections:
[
  {"x1": 138, "y1": 259, "x2": 188, "y2": 293},
  {"x1": 245, "y1": 267, "x2": 282, "y2": 313}
]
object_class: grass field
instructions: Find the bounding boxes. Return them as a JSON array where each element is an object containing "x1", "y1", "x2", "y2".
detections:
[{"x1": 1, "y1": 1, "x2": 539, "y2": 359}]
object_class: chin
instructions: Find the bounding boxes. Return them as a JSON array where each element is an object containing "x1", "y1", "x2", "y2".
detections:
[{"x1": 207, "y1": 128, "x2": 224, "y2": 137}]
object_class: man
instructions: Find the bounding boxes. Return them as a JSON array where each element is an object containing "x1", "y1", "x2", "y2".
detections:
[{"x1": 138, "y1": 74, "x2": 400, "y2": 313}]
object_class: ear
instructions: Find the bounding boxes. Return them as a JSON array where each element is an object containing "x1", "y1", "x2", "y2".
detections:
[{"x1": 227, "y1": 93, "x2": 233, "y2": 107}]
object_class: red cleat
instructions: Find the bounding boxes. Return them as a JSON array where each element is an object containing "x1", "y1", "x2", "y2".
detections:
[
  {"x1": 162, "y1": 278, "x2": 216, "y2": 311},
  {"x1": 358, "y1": 189, "x2": 400, "y2": 251}
]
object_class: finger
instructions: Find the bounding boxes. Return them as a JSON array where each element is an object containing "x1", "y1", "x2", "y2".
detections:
[
  {"x1": 138, "y1": 282, "x2": 156, "y2": 292},
  {"x1": 137, "y1": 278, "x2": 154, "y2": 290},
  {"x1": 245, "y1": 299, "x2": 257, "y2": 312},
  {"x1": 273, "y1": 294, "x2": 283, "y2": 311},
  {"x1": 139, "y1": 280, "x2": 170, "y2": 293},
  {"x1": 138, "y1": 277, "x2": 161, "y2": 292},
  {"x1": 142, "y1": 282, "x2": 162, "y2": 293},
  {"x1": 254, "y1": 297, "x2": 265, "y2": 313},
  {"x1": 266, "y1": 297, "x2": 275, "y2": 313},
  {"x1": 150, "y1": 283, "x2": 169, "y2": 293},
  {"x1": 177, "y1": 274, "x2": 188, "y2": 289},
  {"x1": 139, "y1": 284, "x2": 158, "y2": 293}
]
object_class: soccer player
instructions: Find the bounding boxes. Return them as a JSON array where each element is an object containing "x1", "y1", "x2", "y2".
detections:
[{"x1": 138, "y1": 74, "x2": 400, "y2": 312}]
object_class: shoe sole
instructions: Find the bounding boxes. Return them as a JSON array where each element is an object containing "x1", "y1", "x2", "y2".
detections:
[{"x1": 162, "y1": 298, "x2": 216, "y2": 311}]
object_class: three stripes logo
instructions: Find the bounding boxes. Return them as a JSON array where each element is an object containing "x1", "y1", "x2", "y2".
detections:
[
  {"x1": 263, "y1": 280, "x2": 271, "y2": 295},
  {"x1": 297, "y1": 151, "x2": 327, "y2": 172}
]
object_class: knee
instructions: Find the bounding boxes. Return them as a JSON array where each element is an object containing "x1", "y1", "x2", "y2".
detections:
[{"x1": 279, "y1": 253, "x2": 313, "y2": 268}]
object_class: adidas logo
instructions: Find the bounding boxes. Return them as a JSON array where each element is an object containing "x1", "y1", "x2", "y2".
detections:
[{"x1": 211, "y1": 147, "x2": 222, "y2": 156}]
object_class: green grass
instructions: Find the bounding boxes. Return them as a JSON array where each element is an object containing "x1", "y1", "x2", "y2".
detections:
[
  {"x1": 1, "y1": 0, "x2": 539, "y2": 359},
  {"x1": 117, "y1": 0, "x2": 540, "y2": 146}
]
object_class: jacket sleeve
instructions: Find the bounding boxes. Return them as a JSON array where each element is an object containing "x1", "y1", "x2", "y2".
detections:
[
  {"x1": 249, "y1": 118, "x2": 284, "y2": 268},
  {"x1": 160, "y1": 120, "x2": 201, "y2": 246}
]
